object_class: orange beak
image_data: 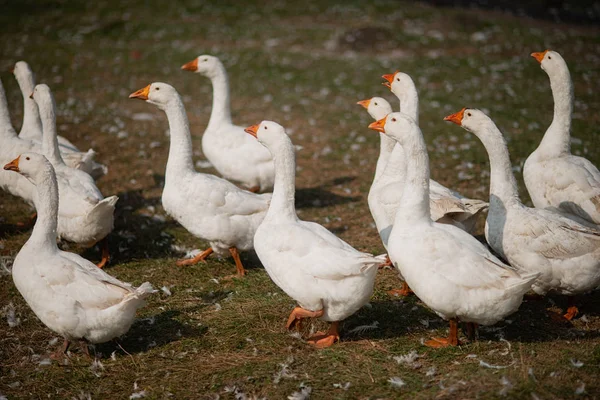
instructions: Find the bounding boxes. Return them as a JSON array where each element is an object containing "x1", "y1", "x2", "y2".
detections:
[
  {"x1": 356, "y1": 99, "x2": 371, "y2": 109},
  {"x1": 129, "y1": 85, "x2": 151, "y2": 100},
  {"x1": 245, "y1": 124, "x2": 259, "y2": 138},
  {"x1": 443, "y1": 108, "x2": 466, "y2": 125},
  {"x1": 181, "y1": 58, "x2": 199, "y2": 72},
  {"x1": 382, "y1": 71, "x2": 397, "y2": 89},
  {"x1": 368, "y1": 116, "x2": 387, "y2": 133},
  {"x1": 4, "y1": 156, "x2": 20, "y2": 172},
  {"x1": 530, "y1": 50, "x2": 548, "y2": 64}
]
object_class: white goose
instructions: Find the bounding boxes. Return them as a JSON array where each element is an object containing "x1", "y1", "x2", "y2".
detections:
[
  {"x1": 245, "y1": 121, "x2": 385, "y2": 348},
  {"x1": 129, "y1": 82, "x2": 271, "y2": 275},
  {"x1": 524, "y1": 50, "x2": 600, "y2": 226},
  {"x1": 370, "y1": 112, "x2": 538, "y2": 347},
  {"x1": 4, "y1": 153, "x2": 154, "y2": 359},
  {"x1": 181, "y1": 55, "x2": 275, "y2": 192},
  {"x1": 12, "y1": 61, "x2": 107, "y2": 180},
  {"x1": 446, "y1": 108, "x2": 600, "y2": 320},
  {"x1": 32, "y1": 84, "x2": 117, "y2": 268},
  {"x1": 381, "y1": 71, "x2": 489, "y2": 233}
]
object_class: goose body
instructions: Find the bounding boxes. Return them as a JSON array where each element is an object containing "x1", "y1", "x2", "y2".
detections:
[
  {"x1": 247, "y1": 121, "x2": 384, "y2": 347},
  {"x1": 370, "y1": 112, "x2": 537, "y2": 346},
  {"x1": 5, "y1": 153, "x2": 153, "y2": 354},
  {"x1": 181, "y1": 55, "x2": 275, "y2": 192},
  {"x1": 446, "y1": 108, "x2": 600, "y2": 301},
  {"x1": 130, "y1": 82, "x2": 270, "y2": 274},
  {"x1": 524, "y1": 50, "x2": 600, "y2": 226}
]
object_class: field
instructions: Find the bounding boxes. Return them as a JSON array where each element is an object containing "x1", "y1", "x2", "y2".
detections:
[{"x1": 1, "y1": 0, "x2": 599, "y2": 398}]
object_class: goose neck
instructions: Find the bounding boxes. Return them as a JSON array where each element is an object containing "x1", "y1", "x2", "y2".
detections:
[
  {"x1": 164, "y1": 98, "x2": 195, "y2": 177},
  {"x1": 39, "y1": 97, "x2": 65, "y2": 166},
  {"x1": 398, "y1": 86, "x2": 419, "y2": 123},
  {"x1": 28, "y1": 168, "x2": 59, "y2": 249},
  {"x1": 266, "y1": 136, "x2": 297, "y2": 221},
  {"x1": 206, "y1": 66, "x2": 232, "y2": 131},
  {"x1": 17, "y1": 75, "x2": 42, "y2": 138},
  {"x1": 540, "y1": 65, "x2": 573, "y2": 155},
  {"x1": 374, "y1": 133, "x2": 397, "y2": 181},
  {"x1": 0, "y1": 80, "x2": 17, "y2": 139}
]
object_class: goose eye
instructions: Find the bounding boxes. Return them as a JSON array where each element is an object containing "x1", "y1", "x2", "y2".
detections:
[
  {"x1": 374, "y1": 102, "x2": 378, "y2": 105},
  {"x1": 264, "y1": 126, "x2": 268, "y2": 130},
  {"x1": 548, "y1": 55, "x2": 552, "y2": 59},
  {"x1": 391, "y1": 118, "x2": 397, "y2": 122},
  {"x1": 26, "y1": 157, "x2": 30, "y2": 160},
  {"x1": 155, "y1": 87, "x2": 160, "y2": 91},
  {"x1": 467, "y1": 112, "x2": 472, "y2": 116}
]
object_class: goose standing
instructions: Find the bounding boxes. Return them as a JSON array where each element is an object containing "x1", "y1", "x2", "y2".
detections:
[
  {"x1": 4, "y1": 153, "x2": 154, "y2": 359},
  {"x1": 245, "y1": 121, "x2": 384, "y2": 348},
  {"x1": 380, "y1": 71, "x2": 489, "y2": 233},
  {"x1": 181, "y1": 55, "x2": 275, "y2": 192},
  {"x1": 12, "y1": 61, "x2": 107, "y2": 179},
  {"x1": 445, "y1": 108, "x2": 600, "y2": 320},
  {"x1": 32, "y1": 84, "x2": 117, "y2": 268},
  {"x1": 369, "y1": 112, "x2": 538, "y2": 347},
  {"x1": 129, "y1": 82, "x2": 270, "y2": 275},
  {"x1": 524, "y1": 50, "x2": 600, "y2": 226}
]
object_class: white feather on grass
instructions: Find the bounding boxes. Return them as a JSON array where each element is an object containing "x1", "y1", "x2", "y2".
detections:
[
  {"x1": 273, "y1": 356, "x2": 296, "y2": 384},
  {"x1": 388, "y1": 377, "x2": 406, "y2": 389},
  {"x1": 287, "y1": 384, "x2": 311, "y2": 400},
  {"x1": 347, "y1": 321, "x2": 379, "y2": 336},
  {"x1": 575, "y1": 382, "x2": 585, "y2": 395},
  {"x1": 393, "y1": 350, "x2": 421, "y2": 369},
  {"x1": 4, "y1": 302, "x2": 20, "y2": 328},
  {"x1": 498, "y1": 376, "x2": 513, "y2": 396}
]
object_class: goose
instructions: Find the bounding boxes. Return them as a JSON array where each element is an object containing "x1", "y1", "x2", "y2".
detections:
[
  {"x1": 129, "y1": 82, "x2": 271, "y2": 275},
  {"x1": 32, "y1": 84, "x2": 118, "y2": 268},
  {"x1": 381, "y1": 71, "x2": 489, "y2": 234},
  {"x1": 3, "y1": 153, "x2": 154, "y2": 359},
  {"x1": 181, "y1": 54, "x2": 275, "y2": 192},
  {"x1": 369, "y1": 112, "x2": 538, "y2": 347},
  {"x1": 445, "y1": 108, "x2": 600, "y2": 320},
  {"x1": 524, "y1": 50, "x2": 600, "y2": 226},
  {"x1": 245, "y1": 120, "x2": 385, "y2": 348},
  {"x1": 12, "y1": 61, "x2": 107, "y2": 180}
]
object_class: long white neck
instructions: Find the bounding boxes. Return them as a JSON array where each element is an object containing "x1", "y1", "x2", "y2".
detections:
[
  {"x1": 206, "y1": 64, "x2": 232, "y2": 131},
  {"x1": 17, "y1": 73, "x2": 43, "y2": 139},
  {"x1": 392, "y1": 127, "x2": 431, "y2": 224},
  {"x1": 539, "y1": 63, "x2": 573, "y2": 156},
  {"x1": 164, "y1": 97, "x2": 195, "y2": 177},
  {"x1": 0, "y1": 80, "x2": 18, "y2": 139},
  {"x1": 474, "y1": 121, "x2": 521, "y2": 208},
  {"x1": 38, "y1": 95, "x2": 65, "y2": 166},
  {"x1": 374, "y1": 133, "x2": 397, "y2": 181},
  {"x1": 397, "y1": 83, "x2": 419, "y2": 123},
  {"x1": 28, "y1": 167, "x2": 59, "y2": 250},
  {"x1": 265, "y1": 135, "x2": 298, "y2": 221}
]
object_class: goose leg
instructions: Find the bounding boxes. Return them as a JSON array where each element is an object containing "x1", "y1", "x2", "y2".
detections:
[
  {"x1": 96, "y1": 237, "x2": 110, "y2": 269},
  {"x1": 228, "y1": 247, "x2": 246, "y2": 276},
  {"x1": 379, "y1": 255, "x2": 393, "y2": 269},
  {"x1": 50, "y1": 338, "x2": 71, "y2": 360},
  {"x1": 176, "y1": 247, "x2": 214, "y2": 266},
  {"x1": 285, "y1": 307, "x2": 324, "y2": 330},
  {"x1": 78, "y1": 340, "x2": 92, "y2": 359},
  {"x1": 563, "y1": 297, "x2": 579, "y2": 321},
  {"x1": 247, "y1": 186, "x2": 260, "y2": 193},
  {"x1": 307, "y1": 321, "x2": 340, "y2": 348},
  {"x1": 387, "y1": 281, "x2": 413, "y2": 297},
  {"x1": 425, "y1": 318, "x2": 460, "y2": 348},
  {"x1": 466, "y1": 322, "x2": 478, "y2": 341}
]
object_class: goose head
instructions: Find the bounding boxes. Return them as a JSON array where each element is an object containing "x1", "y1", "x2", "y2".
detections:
[
  {"x1": 4, "y1": 152, "x2": 53, "y2": 183},
  {"x1": 531, "y1": 49, "x2": 567, "y2": 75},
  {"x1": 31, "y1": 84, "x2": 55, "y2": 119},
  {"x1": 444, "y1": 107, "x2": 492, "y2": 137},
  {"x1": 357, "y1": 96, "x2": 392, "y2": 121},
  {"x1": 368, "y1": 111, "x2": 416, "y2": 145},
  {"x1": 13, "y1": 61, "x2": 34, "y2": 86},
  {"x1": 244, "y1": 120, "x2": 287, "y2": 149},
  {"x1": 382, "y1": 71, "x2": 414, "y2": 99},
  {"x1": 181, "y1": 54, "x2": 223, "y2": 79},
  {"x1": 129, "y1": 82, "x2": 178, "y2": 110}
]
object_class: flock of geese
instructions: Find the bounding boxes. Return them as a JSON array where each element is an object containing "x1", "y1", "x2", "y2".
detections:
[{"x1": 1, "y1": 49, "x2": 599, "y2": 358}]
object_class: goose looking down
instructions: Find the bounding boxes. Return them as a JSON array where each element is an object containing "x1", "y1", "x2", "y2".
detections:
[
  {"x1": 524, "y1": 50, "x2": 600, "y2": 226},
  {"x1": 32, "y1": 84, "x2": 118, "y2": 268},
  {"x1": 445, "y1": 108, "x2": 600, "y2": 320},
  {"x1": 3, "y1": 153, "x2": 154, "y2": 359},
  {"x1": 369, "y1": 113, "x2": 538, "y2": 347},
  {"x1": 181, "y1": 54, "x2": 275, "y2": 192},
  {"x1": 245, "y1": 121, "x2": 385, "y2": 348},
  {"x1": 380, "y1": 71, "x2": 489, "y2": 234},
  {"x1": 12, "y1": 61, "x2": 108, "y2": 180},
  {"x1": 129, "y1": 82, "x2": 271, "y2": 276}
]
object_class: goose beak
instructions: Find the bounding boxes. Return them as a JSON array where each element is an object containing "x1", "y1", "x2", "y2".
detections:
[
  {"x1": 181, "y1": 58, "x2": 199, "y2": 72},
  {"x1": 245, "y1": 124, "x2": 259, "y2": 138},
  {"x1": 356, "y1": 99, "x2": 371, "y2": 109},
  {"x1": 530, "y1": 50, "x2": 548, "y2": 64},
  {"x1": 4, "y1": 156, "x2": 20, "y2": 172},
  {"x1": 129, "y1": 85, "x2": 151, "y2": 100},
  {"x1": 382, "y1": 72, "x2": 396, "y2": 89},
  {"x1": 29, "y1": 92, "x2": 34, "y2": 99},
  {"x1": 368, "y1": 116, "x2": 387, "y2": 133},
  {"x1": 443, "y1": 108, "x2": 466, "y2": 125}
]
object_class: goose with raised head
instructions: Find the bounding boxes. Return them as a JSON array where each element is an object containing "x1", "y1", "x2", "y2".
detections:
[
  {"x1": 525, "y1": 50, "x2": 600, "y2": 226},
  {"x1": 12, "y1": 61, "x2": 107, "y2": 180},
  {"x1": 181, "y1": 54, "x2": 275, "y2": 192},
  {"x1": 3, "y1": 153, "x2": 154, "y2": 359},
  {"x1": 245, "y1": 121, "x2": 385, "y2": 348},
  {"x1": 32, "y1": 84, "x2": 118, "y2": 268},
  {"x1": 381, "y1": 71, "x2": 488, "y2": 233},
  {"x1": 130, "y1": 82, "x2": 270, "y2": 275},
  {"x1": 369, "y1": 112, "x2": 538, "y2": 347},
  {"x1": 446, "y1": 108, "x2": 600, "y2": 320}
]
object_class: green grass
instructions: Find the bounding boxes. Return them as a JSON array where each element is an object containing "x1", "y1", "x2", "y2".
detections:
[{"x1": 1, "y1": 0, "x2": 600, "y2": 398}]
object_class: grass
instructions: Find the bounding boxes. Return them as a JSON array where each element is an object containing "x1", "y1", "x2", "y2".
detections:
[{"x1": 1, "y1": 0, "x2": 599, "y2": 398}]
